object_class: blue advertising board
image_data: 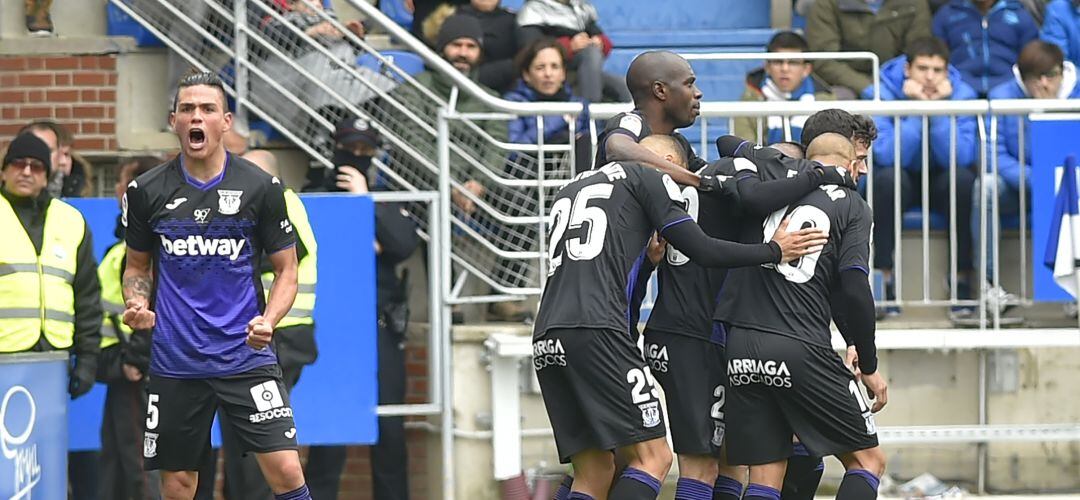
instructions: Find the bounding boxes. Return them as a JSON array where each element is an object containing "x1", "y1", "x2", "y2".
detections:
[
  {"x1": 65, "y1": 194, "x2": 378, "y2": 449},
  {"x1": 1029, "y1": 116, "x2": 1080, "y2": 301},
  {"x1": 0, "y1": 352, "x2": 69, "y2": 499}
]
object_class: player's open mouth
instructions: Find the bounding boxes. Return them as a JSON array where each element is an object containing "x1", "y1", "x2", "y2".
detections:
[{"x1": 188, "y1": 128, "x2": 206, "y2": 150}]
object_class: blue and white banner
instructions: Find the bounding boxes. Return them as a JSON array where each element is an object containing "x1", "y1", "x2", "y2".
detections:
[
  {"x1": 1044, "y1": 155, "x2": 1080, "y2": 298},
  {"x1": 0, "y1": 353, "x2": 68, "y2": 499}
]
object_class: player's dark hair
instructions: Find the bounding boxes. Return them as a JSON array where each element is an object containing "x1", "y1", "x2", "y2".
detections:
[
  {"x1": 1017, "y1": 40, "x2": 1065, "y2": 81},
  {"x1": 800, "y1": 108, "x2": 854, "y2": 147},
  {"x1": 767, "y1": 31, "x2": 808, "y2": 52},
  {"x1": 172, "y1": 71, "x2": 228, "y2": 112},
  {"x1": 513, "y1": 37, "x2": 568, "y2": 81},
  {"x1": 851, "y1": 114, "x2": 878, "y2": 146},
  {"x1": 18, "y1": 120, "x2": 72, "y2": 147},
  {"x1": 905, "y1": 37, "x2": 950, "y2": 64}
]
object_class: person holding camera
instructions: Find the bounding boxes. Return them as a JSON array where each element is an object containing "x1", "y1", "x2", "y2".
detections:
[{"x1": 300, "y1": 118, "x2": 420, "y2": 500}]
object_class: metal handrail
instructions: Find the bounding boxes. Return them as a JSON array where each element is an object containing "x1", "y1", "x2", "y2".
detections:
[
  {"x1": 680, "y1": 50, "x2": 881, "y2": 100},
  {"x1": 344, "y1": 0, "x2": 584, "y2": 115}
]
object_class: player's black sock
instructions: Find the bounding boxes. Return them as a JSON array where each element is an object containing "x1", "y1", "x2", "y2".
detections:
[
  {"x1": 553, "y1": 474, "x2": 574, "y2": 500},
  {"x1": 567, "y1": 492, "x2": 595, "y2": 500},
  {"x1": 274, "y1": 484, "x2": 311, "y2": 500},
  {"x1": 781, "y1": 454, "x2": 825, "y2": 499},
  {"x1": 675, "y1": 477, "x2": 712, "y2": 500},
  {"x1": 835, "y1": 469, "x2": 880, "y2": 500},
  {"x1": 712, "y1": 474, "x2": 743, "y2": 500},
  {"x1": 609, "y1": 466, "x2": 662, "y2": 499},
  {"x1": 743, "y1": 483, "x2": 781, "y2": 500}
]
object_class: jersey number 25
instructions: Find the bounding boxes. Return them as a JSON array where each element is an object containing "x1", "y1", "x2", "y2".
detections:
[{"x1": 547, "y1": 183, "x2": 613, "y2": 275}]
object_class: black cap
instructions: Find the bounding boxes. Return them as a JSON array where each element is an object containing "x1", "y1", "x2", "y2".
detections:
[
  {"x1": 334, "y1": 117, "x2": 382, "y2": 148},
  {"x1": 437, "y1": 14, "x2": 483, "y2": 53},
  {"x1": 3, "y1": 133, "x2": 52, "y2": 175}
]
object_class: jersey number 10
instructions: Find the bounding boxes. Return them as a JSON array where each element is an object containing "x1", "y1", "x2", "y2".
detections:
[
  {"x1": 547, "y1": 183, "x2": 613, "y2": 275},
  {"x1": 762, "y1": 204, "x2": 831, "y2": 283}
]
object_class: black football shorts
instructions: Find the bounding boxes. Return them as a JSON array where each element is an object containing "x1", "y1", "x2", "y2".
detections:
[
  {"x1": 143, "y1": 364, "x2": 299, "y2": 471},
  {"x1": 533, "y1": 327, "x2": 667, "y2": 463},
  {"x1": 724, "y1": 326, "x2": 879, "y2": 465},
  {"x1": 642, "y1": 328, "x2": 727, "y2": 456}
]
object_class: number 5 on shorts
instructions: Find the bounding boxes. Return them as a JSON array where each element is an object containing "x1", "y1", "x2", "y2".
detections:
[{"x1": 146, "y1": 394, "x2": 160, "y2": 430}]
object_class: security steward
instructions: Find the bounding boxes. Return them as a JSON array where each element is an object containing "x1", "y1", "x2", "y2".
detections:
[
  {"x1": 0, "y1": 132, "x2": 101, "y2": 397},
  {"x1": 298, "y1": 117, "x2": 421, "y2": 500},
  {"x1": 96, "y1": 156, "x2": 161, "y2": 500}
]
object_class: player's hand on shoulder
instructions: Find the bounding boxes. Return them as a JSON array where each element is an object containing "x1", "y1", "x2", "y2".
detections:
[
  {"x1": 246, "y1": 315, "x2": 274, "y2": 350},
  {"x1": 815, "y1": 165, "x2": 856, "y2": 189},
  {"x1": 771, "y1": 218, "x2": 828, "y2": 263},
  {"x1": 697, "y1": 173, "x2": 724, "y2": 192},
  {"x1": 862, "y1": 371, "x2": 888, "y2": 413},
  {"x1": 122, "y1": 298, "x2": 156, "y2": 330}
]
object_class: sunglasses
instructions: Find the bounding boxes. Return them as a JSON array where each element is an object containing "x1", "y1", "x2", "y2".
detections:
[{"x1": 5, "y1": 158, "x2": 47, "y2": 174}]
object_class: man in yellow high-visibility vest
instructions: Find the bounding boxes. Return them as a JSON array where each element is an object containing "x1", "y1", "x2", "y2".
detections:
[
  {"x1": 0, "y1": 132, "x2": 102, "y2": 395},
  {"x1": 96, "y1": 156, "x2": 162, "y2": 500}
]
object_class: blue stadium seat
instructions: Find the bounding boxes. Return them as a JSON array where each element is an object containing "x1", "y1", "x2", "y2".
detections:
[
  {"x1": 594, "y1": 0, "x2": 770, "y2": 34},
  {"x1": 106, "y1": 3, "x2": 164, "y2": 47},
  {"x1": 380, "y1": 0, "x2": 413, "y2": 30}
]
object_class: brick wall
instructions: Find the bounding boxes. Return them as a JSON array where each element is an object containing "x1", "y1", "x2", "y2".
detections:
[
  {"x1": 329, "y1": 341, "x2": 431, "y2": 500},
  {"x1": 0, "y1": 55, "x2": 118, "y2": 151}
]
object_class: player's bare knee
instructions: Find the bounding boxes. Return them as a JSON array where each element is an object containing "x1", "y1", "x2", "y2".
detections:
[
  {"x1": 272, "y1": 459, "x2": 306, "y2": 490},
  {"x1": 843, "y1": 447, "x2": 886, "y2": 477},
  {"x1": 634, "y1": 439, "x2": 673, "y2": 475},
  {"x1": 160, "y1": 471, "x2": 197, "y2": 499},
  {"x1": 677, "y1": 454, "x2": 718, "y2": 482}
]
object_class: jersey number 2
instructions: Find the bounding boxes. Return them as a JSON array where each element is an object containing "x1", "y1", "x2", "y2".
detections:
[
  {"x1": 762, "y1": 204, "x2": 831, "y2": 283},
  {"x1": 547, "y1": 183, "x2": 613, "y2": 275}
]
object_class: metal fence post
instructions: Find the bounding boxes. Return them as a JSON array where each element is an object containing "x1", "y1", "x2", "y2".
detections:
[{"x1": 437, "y1": 108, "x2": 456, "y2": 500}]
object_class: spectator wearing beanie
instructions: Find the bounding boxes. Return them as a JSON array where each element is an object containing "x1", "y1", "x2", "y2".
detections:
[{"x1": 458, "y1": 0, "x2": 522, "y2": 93}]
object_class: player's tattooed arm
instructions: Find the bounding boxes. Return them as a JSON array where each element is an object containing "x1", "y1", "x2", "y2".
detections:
[{"x1": 122, "y1": 248, "x2": 156, "y2": 330}]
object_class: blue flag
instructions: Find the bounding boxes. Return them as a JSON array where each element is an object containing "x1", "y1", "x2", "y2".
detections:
[{"x1": 1044, "y1": 155, "x2": 1080, "y2": 298}]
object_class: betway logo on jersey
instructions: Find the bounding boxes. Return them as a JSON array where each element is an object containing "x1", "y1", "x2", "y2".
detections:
[
  {"x1": 532, "y1": 338, "x2": 567, "y2": 370},
  {"x1": 160, "y1": 235, "x2": 246, "y2": 261},
  {"x1": 727, "y1": 358, "x2": 793, "y2": 388}
]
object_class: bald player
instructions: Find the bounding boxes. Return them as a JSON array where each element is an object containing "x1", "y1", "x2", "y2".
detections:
[
  {"x1": 718, "y1": 133, "x2": 887, "y2": 500},
  {"x1": 636, "y1": 133, "x2": 749, "y2": 500},
  {"x1": 596, "y1": 51, "x2": 727, "y2": 191}
]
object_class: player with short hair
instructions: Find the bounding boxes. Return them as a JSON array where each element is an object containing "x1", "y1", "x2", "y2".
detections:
[
  {"x1": 597, "y1": 50, "x2": 728, "y2": 191},
  {"x1": 534, "y1": 156, "x2": 828, "y2": 500},
  {"x1": 717, "y1": 133, "x2": 888, "y2": 500},
  {"x1": 122, "y1": 71, "x2": 311, "y2": 500}
]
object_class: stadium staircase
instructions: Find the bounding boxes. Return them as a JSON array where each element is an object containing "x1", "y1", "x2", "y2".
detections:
[{"x1": 109, "y1": 0, "x2": 592, "y2": 301}]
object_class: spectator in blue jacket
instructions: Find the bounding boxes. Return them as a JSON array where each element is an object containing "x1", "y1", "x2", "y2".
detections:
[
  {"x1": 1040, "y1": 0, "x2": 1080, "y2": 67},
  {"x1": 504, "y1": 37, "x2": 590, "y2": 169},
  {"x1": 933, "y1": 0, "x2": 1039, "y2": 97},
  {"x1": 863, "y1": 37, "x2": 980, "y2": 318},
  {"x1": 977, "y1": 40, "x2": 1080, "y2": 308}
]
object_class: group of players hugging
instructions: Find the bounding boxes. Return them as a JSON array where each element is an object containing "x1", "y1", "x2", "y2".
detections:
[{"x1": 533, "y1": 51, "x2": 889, "y2": 500}]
